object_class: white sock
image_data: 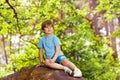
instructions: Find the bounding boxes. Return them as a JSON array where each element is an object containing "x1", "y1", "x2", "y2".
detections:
[{"x1": 64, "y1": 66, "x2": 72, "y2": 75}]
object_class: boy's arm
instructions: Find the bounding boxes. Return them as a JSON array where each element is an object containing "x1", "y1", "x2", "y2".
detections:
[
  {"x1": 52, "y1": 45, "x2": 61, "y2": 62},
  {"x1": 39, "y1": 48, "x2": 44, "y2": 64}
]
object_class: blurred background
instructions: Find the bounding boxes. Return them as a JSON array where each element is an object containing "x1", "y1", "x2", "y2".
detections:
[{"x1": 0, "y1": 0, "x2": 120, "y2": 80}]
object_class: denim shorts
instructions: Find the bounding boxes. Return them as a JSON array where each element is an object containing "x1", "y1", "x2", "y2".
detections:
[{"x1": 55, "y1": 55, "x2": 67, "y2": 64}]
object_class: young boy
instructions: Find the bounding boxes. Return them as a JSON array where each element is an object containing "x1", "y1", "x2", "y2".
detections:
[{"x1": 37, "y1": 20, "x2": 82, "y2": 77}]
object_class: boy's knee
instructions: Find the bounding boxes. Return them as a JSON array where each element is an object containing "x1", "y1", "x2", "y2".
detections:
[{"x1": 62, "y1": 59, "x2": 70, "y2": 66}]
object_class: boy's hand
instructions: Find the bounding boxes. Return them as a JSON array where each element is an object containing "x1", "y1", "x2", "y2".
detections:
[{"x1": 49, "y1": 59, "x2": 55, "y2": 63}]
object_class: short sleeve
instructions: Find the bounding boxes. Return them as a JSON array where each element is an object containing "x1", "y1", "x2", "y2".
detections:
[
  {"x1": 54, "y1": 36, "x2": 62, "y2": 46},
  {"x1": 37, "y1": 38, "x2": 43, "y2": 48}
]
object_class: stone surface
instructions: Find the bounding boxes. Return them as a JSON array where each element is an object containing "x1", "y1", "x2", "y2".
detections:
[{"x1": 0, "y1": 66, "x2": 85, "y2": 80}]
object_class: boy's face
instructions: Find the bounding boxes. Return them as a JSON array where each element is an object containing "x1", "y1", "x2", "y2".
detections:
[{"x1": 43, "y1": 25, "x2": 54, "y2": 34}]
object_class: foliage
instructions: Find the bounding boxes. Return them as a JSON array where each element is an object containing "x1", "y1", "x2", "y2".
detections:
[
  {"x1": 61, "y1": 18, "x2": 120, "y2": 80},
  {"x1": 96, "y1": 0, "x2": 120, "y2": 21},
  {"x1": 110, "y1": 27, "x2": 120, "y2": 38},
  {"x1": 0, "y1": 0, "x2": 120, "y2": 80}
]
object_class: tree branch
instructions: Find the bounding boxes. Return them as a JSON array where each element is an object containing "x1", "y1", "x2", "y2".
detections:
[
  {"x1": 6, "y1": 0, "x2": 18, "y2": 22},
  {"x1": 6, "y1": 0, "x2": 22, "y2": 34}
]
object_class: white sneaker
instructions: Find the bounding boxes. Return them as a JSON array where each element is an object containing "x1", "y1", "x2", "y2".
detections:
[
  {"x1": 73, "y1": 68, "x2": 82, "y2": 77},
  {"x1": 64, "y1": 67, "x2": 72, "y2": 75}
]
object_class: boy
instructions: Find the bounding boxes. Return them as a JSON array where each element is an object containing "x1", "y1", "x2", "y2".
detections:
[{"x1": 37, "y1": 20, "x2": 82, "y2": 77}]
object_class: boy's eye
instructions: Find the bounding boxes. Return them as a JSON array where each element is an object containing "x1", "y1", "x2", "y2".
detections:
[
  {"x1": 45, "y1": 27, "x2": 52, "y2": 29},
  {"x1": 44, "y1": 27, "x2": 47, "y2": 28}
]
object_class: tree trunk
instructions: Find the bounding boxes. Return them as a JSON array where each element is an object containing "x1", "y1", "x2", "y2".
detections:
[
  {"x1": 89, "y1": 0, "x2": 99, "y2": 35},
  {"x1": 2, "y1": 35, "x2": 8, "y2": 64},
  {"x1": 9, "y1": 32, "x2": 12, "y2": 54},
  {"x1": 104, "y1": 22, "x2": 109, "y2": 36},
  {"x1": 109, "y1": 21, "x2": 118, "y2": 59}
]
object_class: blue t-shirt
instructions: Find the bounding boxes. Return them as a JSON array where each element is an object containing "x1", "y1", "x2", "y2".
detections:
[{"x1": 38, "y1": 34, "x2": 64, "y2": 58}]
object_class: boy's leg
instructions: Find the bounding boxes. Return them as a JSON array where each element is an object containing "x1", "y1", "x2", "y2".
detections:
[
  {"x1": 44, "y1": 59, "x2": 64, "y2": 69},
  {"x1": 61, "y1": 59, "x2": 82, "y2": 77},
  {"x1": 61, "y1": 59, "x2": 77, "y2": 70},
  {"x1": 44, "y1": 59, "x2": 72, "y2": 75}
]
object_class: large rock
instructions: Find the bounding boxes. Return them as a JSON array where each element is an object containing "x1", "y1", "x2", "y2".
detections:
[{"x1": 0, "y1": 66, "x2": 85, "y2": 80}]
